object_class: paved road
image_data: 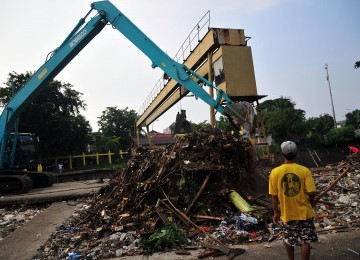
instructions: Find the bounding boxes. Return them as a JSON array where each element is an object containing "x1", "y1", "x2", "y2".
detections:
[
  {"x1": 0, "y1": 180, "x2": 106, "y2": 259},
  {"x1": 0, "y1": 179, "x2": 107, "y2": 206},
  {"x1": 0, "y1": 202, "x2": 79, "y2": 260}
]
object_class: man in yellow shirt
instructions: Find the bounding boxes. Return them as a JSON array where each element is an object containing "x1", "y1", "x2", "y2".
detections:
[{"x1": 269, "y1": 141, "x2": 318, "y2": 260}]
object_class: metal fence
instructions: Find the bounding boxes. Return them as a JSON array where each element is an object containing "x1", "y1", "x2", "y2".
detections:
[{"x1": 40, "y1": 150, "x2": 129, "y2": 172}]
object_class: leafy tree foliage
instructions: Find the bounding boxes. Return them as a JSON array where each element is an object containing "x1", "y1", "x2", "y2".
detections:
[
  {"x1": 190, "y1": 120, "x2": 210, "y2": 132},
  {"x1": 325, "y1": 126, "x2": 356, "y2": 146},
  {"x1": 260, "y1": 97, "x2": 295, "y2": 112},
  {"x1": 189, "y1": 97, "x2": 358, "y2": 148},
  {"x1": 97, "y1": 107, "x2": 137, "y2": 148},
  {"x1": 345, "y1": 109, "x2": 360, "y2": 129},
  {"x1": 259, "y1": 97, "x2": 306, "y2": 144},
  {"x1": 216, "y1": 116, "x2": 232, "y2": 131},
  {"x1": 354, "y1": 61, "x2": 360, "y2": 69},
  {"x1": 89, "y1": 132, "x2": 121, "y2": 153},
  {"x1": 306, "y1": 114, "x2": 334, "y2": 147},
  {"x1": 306, "y1": 114, "x2": 334, "y2": 134},
  {"x1": 1, "y1": 72, "x2": 91, "y2": 156}
]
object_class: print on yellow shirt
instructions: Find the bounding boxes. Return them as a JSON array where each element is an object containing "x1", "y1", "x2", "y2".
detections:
[{"x1": 281, "y1": 173, "x2": 301, "y2": 197}]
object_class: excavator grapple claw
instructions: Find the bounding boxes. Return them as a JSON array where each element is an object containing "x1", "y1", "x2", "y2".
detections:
[{"x1": 224, "y1": 101, "x2": 255, "y2": 130}]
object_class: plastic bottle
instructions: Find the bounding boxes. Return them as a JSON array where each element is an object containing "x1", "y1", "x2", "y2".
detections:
[{"x1": 240, "y1": 213, "x2": 258, "y2": 224}]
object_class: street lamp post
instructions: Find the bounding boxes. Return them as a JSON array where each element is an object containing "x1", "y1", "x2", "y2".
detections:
[{"x1": 324, "y1": 64, "x2": 337, "y2": 128}]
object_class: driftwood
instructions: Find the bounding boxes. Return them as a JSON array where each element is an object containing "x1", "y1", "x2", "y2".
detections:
[{"x1": 186, "y1": 173, "x2": 212, "y2": 214}]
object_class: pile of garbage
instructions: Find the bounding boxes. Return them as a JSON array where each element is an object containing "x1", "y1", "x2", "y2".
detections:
[
  {"x1": 312, "y1": 152, "x2": 360, "y2": 234},
  {"x1": 34, "y1": 127, "x2": 272, "y2": 259},
  {"x1": 33, "y1": 127, "x2": 360, "y2": 259}
]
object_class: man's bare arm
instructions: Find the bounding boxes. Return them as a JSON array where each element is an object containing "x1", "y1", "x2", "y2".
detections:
[
  {"x1": 271, "y1": 195, "x2": 280, "y2": 223},
  {"x1": 308, "y1": 192, "x2": 316, "y2": 207}
]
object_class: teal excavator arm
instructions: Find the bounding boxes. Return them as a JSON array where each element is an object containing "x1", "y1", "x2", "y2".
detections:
[{"x1": 0, "y1": 0, "x2": 247, "y2": 169}]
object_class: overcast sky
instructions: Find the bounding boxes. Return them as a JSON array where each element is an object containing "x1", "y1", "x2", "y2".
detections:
[{"x1": 1, "y1": 0, "x2": 359, "y2": 133}]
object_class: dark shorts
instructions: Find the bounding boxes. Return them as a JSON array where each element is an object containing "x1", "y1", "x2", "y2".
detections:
[{"x1": 282, "y1": 219, "x2": 318, "y2": 246}]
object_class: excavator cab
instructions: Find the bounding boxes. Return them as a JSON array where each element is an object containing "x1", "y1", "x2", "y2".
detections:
[
  {"x1": 1, "y1": 133, "x2": 54, "y2": 194},
  {"x1": 7, "y1": 133, "x2": 39, "y2": 171}
]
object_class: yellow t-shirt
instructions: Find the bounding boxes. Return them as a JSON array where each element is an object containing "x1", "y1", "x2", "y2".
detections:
[{"x1": 269, "y1": 163, "x2": 316, "y2": 222}]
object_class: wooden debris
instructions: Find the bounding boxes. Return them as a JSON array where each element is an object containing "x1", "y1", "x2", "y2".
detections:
[
  {"x1": 315, "y1": 167, "x2": 352, "y2": 204},
  {"x1": 74, "y1": 126, "x2": 258, "y2": 234},
  {"x1": 191, "y1": 214, "x2": 224, "y2": 221},
  {"x1": 33, "y1": 127, "x2": 360, "y2": 259},
  {"x1": 186, "y1": 173, "x2": 212, "y2": 214}
]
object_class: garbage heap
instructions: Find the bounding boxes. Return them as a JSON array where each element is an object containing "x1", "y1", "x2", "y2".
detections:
[
  {"x1": 312, "y1": 152, "x2": 360, "y2": 233},
  {"x1": 36, "y1": 127, "x2": 270, "y2": 259},
  {"x1": 35, "y1": 128, "x2": 360, "y2": 259}
]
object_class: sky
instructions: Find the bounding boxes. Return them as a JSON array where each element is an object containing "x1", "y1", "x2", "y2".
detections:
[{"x1": 0, "y1": 0, "x2": 359, "y2": 133}]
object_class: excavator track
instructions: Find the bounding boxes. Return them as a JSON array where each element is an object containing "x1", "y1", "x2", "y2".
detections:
[
  {"x1": 21, "y1": 171, "x2": 56, "y2": 188},
  {"x1": 0, "y1": 174, "x2": 33, "y2": 194},
  {"x1": 0, "y1": 171, "x2": 55, "y2": 194}
]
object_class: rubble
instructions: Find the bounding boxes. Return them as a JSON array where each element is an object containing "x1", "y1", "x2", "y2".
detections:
[
  {"x1": 34, "y1": 127, "x2": 271, "y2": 259},
  {"x1": 25, "y1": 128, "x2": 360, "y2": 259},
  {"x1": 312, "y1": 153, "x2": 360, "y2": 233},
  {"x1": 0, "y1": 204, "x2": 48, "y2": 240}
]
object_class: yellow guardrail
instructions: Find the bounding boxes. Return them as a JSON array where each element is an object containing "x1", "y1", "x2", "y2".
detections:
[{"x1": 42, "y1": 150, "x2": 129, "y2": 171}]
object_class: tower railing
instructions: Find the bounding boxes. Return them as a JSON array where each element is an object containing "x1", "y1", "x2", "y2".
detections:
[{"x1": 138, "y1": 11, "x2": 210, "y2": 115}]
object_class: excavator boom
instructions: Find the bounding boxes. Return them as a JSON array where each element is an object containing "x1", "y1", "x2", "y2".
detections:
[
  {"x1": 0, "y1": 1, "x2": 251, "y2": 192},
  {"x1": 0, "y1": 11, "x2": 106, "y2": 168}
]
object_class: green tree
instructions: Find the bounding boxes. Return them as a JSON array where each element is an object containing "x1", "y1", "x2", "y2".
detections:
[
  {"x1": 259, "y1": 96, "x2": 295, "y2": 112},
  {"x1": 345, "y1": 109, "x2": 360, "y2": 129},
  {"x1": 190, "y1": 120, "x2": 210, "y2": 132},
  {"x1": 89, "y1": 132, "x2": 121, "y2": 153},
  {"x1": 1, "y1": 72, "x2": 91, "y2": 156},
  {"x1": 216, "y1": 116, "x2": 232, "y2": 131},
  {"x1": 97, "y1": 107, "x2": 137, "y2": 148},
  {"x1": 259, "y1": 97, "x2": 307, "y2": 144},
  {"x1": 325, "y1": 126, "x2": 356, "y2": 146},
  {"x1": 354, "y1": 61, "x2": 360, "y2": 69},
  {"x1": 306, "y1": 114, "x2": 334, "y2": 147}
]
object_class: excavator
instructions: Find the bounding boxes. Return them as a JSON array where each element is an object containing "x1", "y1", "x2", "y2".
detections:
[{"x1": 0, "y1": 1, "x2": 252, "y2": 194}]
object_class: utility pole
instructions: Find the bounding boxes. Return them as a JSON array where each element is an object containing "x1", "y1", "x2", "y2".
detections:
[{"x1": 324, "y1": 64, "x2": 337, "y2": 128}]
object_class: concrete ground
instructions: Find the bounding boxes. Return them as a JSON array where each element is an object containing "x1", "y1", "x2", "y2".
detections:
[
  {"x1": 0, "y1": 179, "x2": 108, "y2": 259},
  {"x1": 0, "y1": 179, "x2": 108, "y2": 206},
  {"x1": 109, "y1": 229, "x2": 360, "y2": 260},
  {"x1": 0, "y1": 202, "x2": 79, "y2": 260}
]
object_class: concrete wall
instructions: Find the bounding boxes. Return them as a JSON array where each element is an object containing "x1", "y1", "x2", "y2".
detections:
[{"x1": 272, "y1": 147, "x2": 349, "y2": 168}]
